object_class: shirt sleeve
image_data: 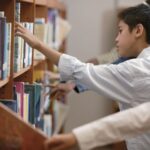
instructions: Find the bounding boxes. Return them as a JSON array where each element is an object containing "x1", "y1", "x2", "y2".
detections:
[
  {"x1": 73, "y1": 102, "x2": 150, "y2": 150},
  {"x1": 74, "y1": 81, "x2": 89, "y2": 93},
  {"x1": 58, "y1": 54, "x2": 134, "y2": 104}
]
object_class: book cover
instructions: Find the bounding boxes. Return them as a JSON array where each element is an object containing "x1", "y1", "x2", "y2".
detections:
[
  {"x1": 0, "y1": 16, "x2": 7, "y2": 79},
  {"x1": 24, "y1": 84, "x2": 36, "y2": 124},
  {"x1": 23, "y1": 93, "x2": 29, "y2": 122},
  {"x1": 34, "y1": 22, "x2": 48, "y2": 60},
  {"x1": 6, "y1": 23, "x2": 12, "y2": 77},
  {"x1": 2, "y1": 20, "x2": 8, "y2": 80},
  {"x1": 0, "y1": 18, "x2": 2, "y2": 79},
  {"x1": 34, "y1": 83, "x2": 42, "y2": 124},
  {"x1": 0, "y1": 99, "x2": 17, "y2": 112},
  {"x1": 14, "y1": 82, "x2": 25, "y2": 118},
  {"x1": 14, "y1": 2, "x2": 21, "y2": 73}
]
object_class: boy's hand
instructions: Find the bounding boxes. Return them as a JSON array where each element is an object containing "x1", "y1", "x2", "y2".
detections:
[
  {"x1": 51, "y1": 82, "x2": 76, "y2": 100},
  {"x1": 15, "y1": 22, "x2": 41, "y2": 49},
  {"x1": 45, "y1": 133, "x2": 77, "y2": 150}
]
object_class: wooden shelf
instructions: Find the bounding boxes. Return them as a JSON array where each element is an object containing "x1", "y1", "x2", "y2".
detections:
[
  {"x1": 47, "y1": 0, "x2": 65, "y2": 11},
  {"x1": 0, "y1": 0, "x2": 67, "y2": 99},
  {"x1": 35, "y1": 0, "x2": 47, "y2": 6},
  {"x1": 34, "y1": 60, "x2": 46, "y2": 67},
  {"x1": 0, "y1": 78, "x2": 10, "y2": 88},
  {"x1": 13, "y1": 67, "x2": 31, "y2": 79},
  {"x1": 18, "y1": 0, "x2": 34, "y2": 3}
]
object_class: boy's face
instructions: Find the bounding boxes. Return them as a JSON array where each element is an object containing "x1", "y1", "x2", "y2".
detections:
[{"x1": 115, "y1": 20, "x2": 138, "y2": 58}]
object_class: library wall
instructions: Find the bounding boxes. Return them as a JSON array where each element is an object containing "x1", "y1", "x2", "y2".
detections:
[
  {"x1": 63, "y1": 0, "x2": 117, "y2": 136},
  {"x1": 118, "y1": 0, "x2": 143, "y2": 7}
]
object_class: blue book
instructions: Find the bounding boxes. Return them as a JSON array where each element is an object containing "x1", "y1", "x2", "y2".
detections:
[
  {"x1": 34, "y1": 83, "x2": 42, "y2": 124},
  {"x1": 0, "y1": 99, "x2": 17, "y2": 112},
  {"x1": 0, "y1": 16, "x2": 6, "y2": 79},
  {"x1": 24, "y1": 84, "x2": 36, "y2": 124},
  {"x1": 2, "y1": 21, "x2": 8, "y2": 79}
]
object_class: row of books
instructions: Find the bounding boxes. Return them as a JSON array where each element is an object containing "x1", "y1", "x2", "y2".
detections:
[
  {"x1": 14, "y1": 2, "x2": 33, "y2": 73},
  {"x1": 14, "y1": 22, "x2": 33, "y2": 72},
  {"x1": 0, "y1": 5, "x2": 71, "y2": 78},
  {"x1": 47, "y1": 9, "x2": 71, "y2": 51},
  {"x1": 0, "y1": 73, "x2": 68, "y2": 137},
  {"x1": 0, "y1": 11, "x2": 12, "y2": 80},
  {"x1": 14, "y1": 82, "x2": 42, "y2": 124},
  {"x1": 0, "y1": 80, "x2": 53, "y2": 136},
  {"x1": 34, "y1": 9, "x2": 71, "y2": 60}
]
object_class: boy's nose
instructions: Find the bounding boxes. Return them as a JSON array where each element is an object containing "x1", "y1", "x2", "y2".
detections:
[{"x1": 115, "y1": 35, "x2": 119, "y2": 43}]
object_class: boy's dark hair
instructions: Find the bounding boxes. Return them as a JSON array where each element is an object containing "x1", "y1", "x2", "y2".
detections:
[
  {"x1": 146, "y1": 0, "x2": 150, "y2": 5},
  {"x1": 118, "y1": 2, "x2": 150, "y2": 44}
]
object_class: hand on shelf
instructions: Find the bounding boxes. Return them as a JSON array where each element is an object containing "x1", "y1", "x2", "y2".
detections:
[
  {"x1": 44, "y1": 71, "x2": 60, "y2": 81},
  {"x1": 50, "y1": 81, "x2": 76, "y2": 100},
  {"x1": 15, "y1": 22, "x2": 62, "y2": 65},
  {"x1": 44, "y1": 133, "x2": 78, "y2": 150},
  {"x1": 15, "y1": 22, "x2": 41, "y2": 49}
]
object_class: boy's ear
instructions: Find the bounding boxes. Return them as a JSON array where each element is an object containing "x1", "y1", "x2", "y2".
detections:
[{"x1": 134, "y1": 24, "x2": 144, "y2": 38}]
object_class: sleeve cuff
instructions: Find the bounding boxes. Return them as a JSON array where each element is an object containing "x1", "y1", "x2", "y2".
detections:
[
  {"x1": 72, "y1": 123, "x2": 97, "y2": 150},
  {"x1": 58, "y1": 54, "x2": 75, "y2": 81}
]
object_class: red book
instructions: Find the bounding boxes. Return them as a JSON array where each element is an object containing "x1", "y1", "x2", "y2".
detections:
[{"x1": 14, "y1": 82, "x2": 25, "y2": 117}]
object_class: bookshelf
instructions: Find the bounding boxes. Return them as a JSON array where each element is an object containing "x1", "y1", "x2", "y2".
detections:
[
  {"x1": 0, "y1": 1, "x2": 128, "y2": 150},
  {"x1": 0, "y1": 0, "x2": 15, "y2": 99},
  {"x1": 0, "y1": 0, "x2": 67, "y2": 137},
  {"x1": 0, "y1": 0, "x2": 66, "y2": 95}
]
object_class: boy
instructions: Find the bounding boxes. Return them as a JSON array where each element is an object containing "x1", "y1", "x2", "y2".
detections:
[{"x1": 15, "y1": 1, "x2": 150, "y2": 150}]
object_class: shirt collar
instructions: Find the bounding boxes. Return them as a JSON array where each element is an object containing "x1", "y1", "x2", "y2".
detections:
[{"x1": 137, "y1": 46, "x2": 150, "y2": 58}]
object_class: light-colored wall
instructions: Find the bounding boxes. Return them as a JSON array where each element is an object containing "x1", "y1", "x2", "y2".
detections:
[
  {"x1": 63, "y1": 0, "x2": 118, "y2": 132},
  {"x1": 60, "y1": 0, "x2": 143, "y2": 149}
]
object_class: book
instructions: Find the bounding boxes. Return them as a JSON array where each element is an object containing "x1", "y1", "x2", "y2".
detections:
[
  {"x1": 6, "y1": 23, "x2": 12, "y2": 77},
  {"x1": 43, "y1": 114, "x2": 52, "y2": 137},
  {"x1": 0, "y1": 99, "x2": 17, "y2": 112},
  {"x1": 53, "y1": 101, "x2": 69, "y2": 134},
  {"x1": 2, "y1": 17, "x2": 7, "y2": 80},
  {"x1": 0, "y1": 103, "x2": 47, "y2": 150},
  {"x1": 14, "y1": 3, "x2": 33, "y2": 72},
  {"x1": 24, "y1": 83, "x2": 42, "y2": 124},
  {"x1": 0, "y1": 12, "x2": 12, "y2": 79},
  {"x1": 0, "y1": 14, "x2": 7, "y2": 79},
  {"x1": 14, "y1": 22, "x2": 33, "y2": 72},
  {"x1": 0, "y1": 15, "x2": 3, "y2": 79},
  {"x1": 57, "y1": 17, "x2": 71, "y2": 49},
  {"x1": 47, "y1": 9, "x2": 71, "y2": 50},
  {"x1": 23, "y1": 93, "x2": 29, "y2": 122},
  {"x1": 24, "y1": 84, "x2": 36, "y2": 124},
  {"x1": 34, "y1": 83, "x2": 42, "y2": 124},
  {"x1": 34, "y1": 19, "x2": 48, "y2": 60},
  {"x1": 14, "y1": 82, "x2": 25, "y2": 117},
  {"x1": 47, "y1": 9, "x2": 59, "y2": 50}
]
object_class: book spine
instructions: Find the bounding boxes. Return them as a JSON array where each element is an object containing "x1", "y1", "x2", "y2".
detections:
[
  {"x1": 1, "y1": 17, "x2": 7, "y2": 79},
  {"x1": 14, "y1": 2, "x2": 21, "y2": 73},
  {"x1": 0, "y1": 18, "x2": 2, "y2": 79},
  {"x1": 0, "y1": 99, "x2": 17, "y2": 112},
  {"x1": 28, "y1": 23, "x2": 33, "y2": 66},
  {"x1": 7, "y1": 23, "x2": 12, "y2": 77}
]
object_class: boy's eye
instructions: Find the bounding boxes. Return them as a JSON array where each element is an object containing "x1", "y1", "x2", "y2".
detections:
[{"x1": 119, "y1": 29, "x2": 122, "y2": 33}]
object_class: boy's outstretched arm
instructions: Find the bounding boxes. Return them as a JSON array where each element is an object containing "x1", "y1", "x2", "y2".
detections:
[
  {"x1": 44, "y1": 102, "x2": 150, "y2": 150},
  {"x1": 15, "y1": 22, "x2": 62, "y2": 65}
]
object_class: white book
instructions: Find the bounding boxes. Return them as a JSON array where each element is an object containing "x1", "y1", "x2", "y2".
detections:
[
  {"x1": 34, "y1": 23, "x2": 48, "y2": 60},
  {"x1": 53, "y1": 101, "x2": 69, "y2": 135}
]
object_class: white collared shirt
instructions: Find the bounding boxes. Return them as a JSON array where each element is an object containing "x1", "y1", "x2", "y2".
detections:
[{"x1": 58, "y1": 47, "x2": 150, "y2": 150}]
